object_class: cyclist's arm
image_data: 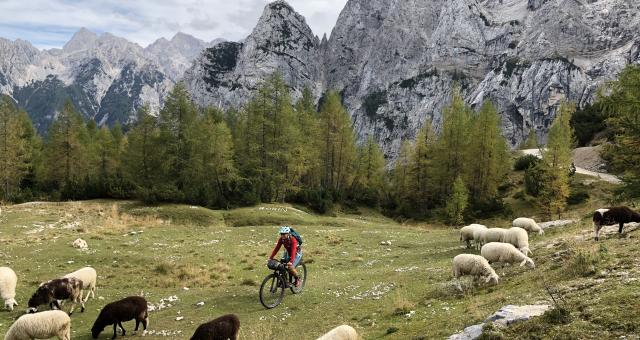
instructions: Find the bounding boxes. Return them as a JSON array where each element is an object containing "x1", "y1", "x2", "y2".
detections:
[
  {"x1": 269, "y1": 239, "x2": 283, "y2": 260},
  {"x1": 288, "y1": 237, "x2": 298, "y2": 264}
]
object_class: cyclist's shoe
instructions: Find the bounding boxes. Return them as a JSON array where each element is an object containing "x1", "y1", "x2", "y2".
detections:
[{"x1": 294, "y1": 278, "x2": 302, "y2": 288}]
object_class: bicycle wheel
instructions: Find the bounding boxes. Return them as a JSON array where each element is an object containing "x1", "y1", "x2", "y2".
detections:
[
  {"x1": 290, "y1": 262, "x2": 307, "y2": 294},
  {"x1": 259, "y1": 273, "x2": 285, "y2": 309}
]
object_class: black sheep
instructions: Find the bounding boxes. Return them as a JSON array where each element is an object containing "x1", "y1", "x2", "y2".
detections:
[
  {"x1": 91, "y1": 296, "x2": 148, "y2": 339},
  {"x1": 593, "y1": 206, "x2": 640, "y2": 240},
  {"x1": 27, "y1": 277, "x2": 85, "y2": 314},
  {"x1": 190, "y1": 314, "x2": 240, "y2": 340}
]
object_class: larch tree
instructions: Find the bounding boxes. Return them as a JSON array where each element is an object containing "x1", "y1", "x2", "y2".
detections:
[{"x1": 0, "y1": 96, "x2": 30, "y2": 200}]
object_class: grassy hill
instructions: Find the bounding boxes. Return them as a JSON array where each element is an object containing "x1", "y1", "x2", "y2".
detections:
[{"x1": 0, "y1": 175, "x2": 638, "y2": 339}]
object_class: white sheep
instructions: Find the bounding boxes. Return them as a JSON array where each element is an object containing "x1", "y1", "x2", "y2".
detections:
[
  {"x1": 513, "y1": 217, "x2": 544, "y2": 235},
  {"x1": 4, "y1": 310, "x2": 71, "y2": 340},
  {"x1": 503, "y1": 227, "x2": 532, "y2": 256},
  {"x1": 480, "y1": 228, "x2": 507, "y2": 246},
  {"x1": 316, "y1": 325, "x2": 359, "y2": 340},
  {"x1": 459, "y1": 224, "x2": 487, "y2": 249},
  {"x1": 0, "y1": 267, "x2": 18, "y2": 311},
  {"x1": 481, "y1": 242, "x2": 535, "y2": 269},
  {"x1": 452, "y1": 254, "x2": 499, "y2": 285},
  {"x1": 63, "y1": 267, "x2": 97, "y2": 302}
]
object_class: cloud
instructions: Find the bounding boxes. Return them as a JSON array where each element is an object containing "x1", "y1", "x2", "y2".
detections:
[{"x1": 0, "y1": 0, "x2": 348, "y2": 49}]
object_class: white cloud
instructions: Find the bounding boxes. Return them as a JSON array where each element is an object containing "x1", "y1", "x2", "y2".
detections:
[{"x1": 0, "y1": 0, "x2": 348, "y2": 49}]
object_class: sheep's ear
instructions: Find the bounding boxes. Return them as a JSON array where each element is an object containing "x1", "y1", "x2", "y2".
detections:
[
  {"x1": 520, "y1": 259, "x2": 527, "y2": 267},
  {"x1": 484, "y1": 276, "x2": 491, "y2": 283}
]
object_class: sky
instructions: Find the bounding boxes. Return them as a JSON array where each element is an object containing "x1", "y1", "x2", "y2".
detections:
[{"x1": 0, "y1": 0, "x2": 349, "y2": 50}]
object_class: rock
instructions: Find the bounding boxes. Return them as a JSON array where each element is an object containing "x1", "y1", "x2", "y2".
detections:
[
  {"x1": 486, "y1": 304, "x2": 550, "y2": 327},
  {"x1": 72, "y1": 238, "x2": 88, "y2": 250},
  {"x1": 539, "y1": 220, "x2": 576, "y2": 229},
  {"x1": 448, "y1": 324, "x2": 484, "y2": 340},
  {"x1": 380, "y1": 240, "x2": 392, "y2": 246}
]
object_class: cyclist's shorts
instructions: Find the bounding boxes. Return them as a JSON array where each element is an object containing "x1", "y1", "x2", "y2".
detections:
[{"x1": 283, "y1": 248, "x2": 303, "y2": 267}]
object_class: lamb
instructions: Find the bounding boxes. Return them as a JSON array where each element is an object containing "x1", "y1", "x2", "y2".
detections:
[
  {"x1": 4, "y1": 310, "x2": 71, "y2": 340},
  {"x1": 460, "y1": 224, "x2": 487, "y2": 249},
  {"x1": 593, "y1": 206, "x2": 640, "y2": 240},
  {"x1": 452, "y1": 254, "x2": 499, "y2": 285},
  {"x1": 481, "y1": 242, "x2": 535, "y2": 269},
  {"x1": 316, "y1": 325, "x2": 359, "y2": 340},
  {"x1": 0, "y1": 267, "x2": 18, "y2": 310},
  {"x1": 190, "y1": 314, "x2": 240, "y2": 340},
  {"x1": 503, "y1": 227, "x2": 532, "y2": 256},
  {"x1": 513, "y1": 217, "x2": 544, "y2": 235},
  {"x1": 91, "y1": 296, "x2": 149, "y2": 339},
  {"x1": 28, "y1": 277, "x2": 84, "y2": 315},
  {"x1": 480, "y1": 228, "x2": 507, "y2": 245},
  {"x1": 63, "y1": 267, "x2": 97, "y2": 302}
]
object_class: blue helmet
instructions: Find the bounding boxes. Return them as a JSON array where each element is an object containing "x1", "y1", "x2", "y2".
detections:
[{"x1": 279, "y1": 226, "x2": 291, "y2": 234}]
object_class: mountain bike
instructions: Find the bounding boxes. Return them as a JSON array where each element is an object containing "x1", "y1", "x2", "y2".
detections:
[{"x1": 259, "y1": 259, "x2": 307, "y2": 309}]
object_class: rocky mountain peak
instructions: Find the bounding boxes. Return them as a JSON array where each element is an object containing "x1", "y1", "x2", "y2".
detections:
[{"x1": 63, "y1": 27, "x2": 99, "y2": 52}]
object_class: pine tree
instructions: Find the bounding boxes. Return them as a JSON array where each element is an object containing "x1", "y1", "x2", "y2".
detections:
[
  {"x1": 539, "y1": 102, "x2": 575, "y2": 218},
  {"x1": 44, "y1": 100, "x2": 90, "y2": 197},
  {"x1": 446, "y1": 176, "x2": 469, "y2": 225},
  {"x1": 467, "y1": 101, "x2": 510, "y2": 203},
  {"x1": 351, "y1": 135, "x2": 386, "y2": 205},
  {"x1": 0, "y1": 96, "x2": 30, "y2": 200},
  {"x1": 318, "y1": 90, "x2": 356, "y2": 196}
]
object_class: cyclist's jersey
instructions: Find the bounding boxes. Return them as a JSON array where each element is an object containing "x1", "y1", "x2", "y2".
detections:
[{"x1": 269, "y1": 236, "x2": 298, "y2": 264}]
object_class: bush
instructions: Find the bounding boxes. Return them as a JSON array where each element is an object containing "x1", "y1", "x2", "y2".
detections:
[
  {"x1": 524, "y1": 164, "x2": 546, "y2": 197},
  {"x1": 567, "y1": 189, "x2": 590, "y2": 205},
  {"x1": 543, "y1": 307, "x2": 571, "y2": 325},
  {"x1": 514, "y1": 154, "x2": 540, "y2": 171}
]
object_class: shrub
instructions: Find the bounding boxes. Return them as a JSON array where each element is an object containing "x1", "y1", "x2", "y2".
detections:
[
  {"x1": 524, "y1": 164, "x2": 546, "y2": 197},
  {"x1": 514, "y1": 154, "x2": 540, "y2": 171},
  {"x1": 567, "y1": 189, "x2": 590, "y2": 205},
  {"x1": 543, "y1": 307, "x2": 571, "y2": 325}
]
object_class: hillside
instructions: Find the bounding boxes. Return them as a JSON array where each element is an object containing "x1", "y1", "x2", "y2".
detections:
[{"x1": 0, "y1": 177, "x2": 637, "y2": 339}]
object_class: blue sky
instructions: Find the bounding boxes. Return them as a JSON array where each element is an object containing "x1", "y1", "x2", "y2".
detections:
[{"x1": 0, "y1": 0, "x2": 348, "y2": 49}]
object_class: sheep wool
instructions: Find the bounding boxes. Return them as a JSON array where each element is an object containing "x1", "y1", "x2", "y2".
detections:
[
  {"x1": 4, "y1": 310, "x2": 71, "y2": 340},
  {"x1": 452, "y1": 254, "x2": 499, "y2": 285},
  {"x1": 64, "y1": 267, "x2": 97, "y2": 302},
  {"x1": 460, "y1": 224, "x2": 487, "y2": 249},
  {"x1": 0, "y1": 267, "x2": 18, "y2": 311},
  {"x1": 513, "y1": 217, "x2": 544, "y2": 235},
  {"x1": 316, "y1": 325, "x2": 359, "y2": 340},
  {"x1": 481, "y1": 242, "x2": 535, "y2": 269},
  {"x1": 481, "y1": 228, "x2": 507, "y2": 245},
  {"x1": 503, "y1": 227, "x2": 531, "y2": 256}
]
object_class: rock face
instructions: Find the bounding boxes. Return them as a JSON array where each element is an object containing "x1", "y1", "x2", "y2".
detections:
[
  {"x1": 185, "y1": 0, "x2": 640, "y2": 158},
  {"x1": 0, "y1": 29, "x2": 215, "y2": 132}
]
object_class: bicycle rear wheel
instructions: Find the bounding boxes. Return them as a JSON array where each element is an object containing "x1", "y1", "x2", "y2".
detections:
[
  {"x1": 259, "y1": 273, "x2": 285, "y2": 309},
  {"x1": 290, "y1": 262, "x2": 307, "y2": 294}
]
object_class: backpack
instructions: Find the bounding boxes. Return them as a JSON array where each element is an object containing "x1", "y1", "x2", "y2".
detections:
[{"x1": 289, "y1": 227, "x2": 303, "y2": 245}]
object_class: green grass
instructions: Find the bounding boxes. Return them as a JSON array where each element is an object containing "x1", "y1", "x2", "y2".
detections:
[{"x1": 0, "y1": 185, "x2": 638, "y2": 339}]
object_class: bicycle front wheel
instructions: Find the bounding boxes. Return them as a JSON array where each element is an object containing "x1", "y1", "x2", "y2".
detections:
[
  {"x1": 259, "y1": 273, "x2": 285, "y2": 309},
  {"x1": 290, "y1": 262, "x2": 307, "y2": 294}
]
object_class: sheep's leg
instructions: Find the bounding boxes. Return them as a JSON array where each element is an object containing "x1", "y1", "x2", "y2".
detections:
[
  {"x1": 113, "y1": 323, "x2": 118, "y2": 339},
  {"x1": 619, "y1": 222, "x2": 624, "y2": 234},
  {"x1": 594, "y1": 223, "x2": 601, "y2": 241},
  {"x1": 118, "y1": 322, "x2": 126, "y2": 336},
  {"x1": 68, "y1": 301, "x2": 75, "y2": 315}
]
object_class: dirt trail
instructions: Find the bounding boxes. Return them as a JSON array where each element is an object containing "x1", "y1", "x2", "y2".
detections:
[{"x1": 520, "y1": 146, "x2": 621, "y2": 184}]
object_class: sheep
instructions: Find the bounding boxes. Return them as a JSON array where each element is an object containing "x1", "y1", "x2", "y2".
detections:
[
  {"x1": 452, "y1": 254, "x2": 499, "y2": 286},
  {"x1": 4, "y1": 310, "x2": 70, "y2": 340},
  {"x1": 503, "y1": 227, "x2": 532, "y2": 256},
  {"x1": 316, "y1": 325, "x2": 359, "y2": 340},
  {"x1": 190, "y1": 314, "x2": 240, "y2": 340},
  {"x1": 513, "y1": 217, "x2": 544, "y2": 235},
  {"x1": 0, "y1": 267, "x2": 18, "y2": 311},
  {"x1": 480, "y1": 228, "x2": 507, "y2": 245},
  {"x1": 91, "y1": 296, "x2": 148, "y2": 339},
  {"x1": 593, "y1": 206, "x2": 640, "y2": 241},
  {"x1": 27, "y1": 278, "x2": 84, "y2": 315},
  {"x1": 460, "y1": 224, "x2": 487, "y2": 249},
  {"x1": 63, "y1": 267, "x2": 97, "y2": 302},
  {"x1": 481, "y1": 242, "x2": 535, "y2": 269}
]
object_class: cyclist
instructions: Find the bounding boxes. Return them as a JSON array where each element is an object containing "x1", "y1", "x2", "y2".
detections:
[{"x1": 268, "y1": 226, "x2": 302, "y2": 288}]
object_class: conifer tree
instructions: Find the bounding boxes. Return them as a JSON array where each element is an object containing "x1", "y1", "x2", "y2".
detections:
[
  {"x1": 390, "y1": 140, "x2": 413, "y2": 216},
  {"x1": 0, "y1": 97, "x2": 30, "y2": 200},
  {"x1": 521, "y1": 129, "x2": 539, "y2": 149},
  {"x1": 351, "y1": 135, "x2": 385, "y2": 205},
  {"x1": 123, "y1": 106, "x2": 162, "y2": 200},
  {"x1": 446, "y1": 176, "x2": 469, "y2": 225},
  {"x1": 408, "y1": 121, "x2": 437, "y2": 212}
]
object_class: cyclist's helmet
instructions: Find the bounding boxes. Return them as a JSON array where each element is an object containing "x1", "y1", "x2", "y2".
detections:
[{"x1": 279, "y1": 226, "x2": 291, "y2": 234}]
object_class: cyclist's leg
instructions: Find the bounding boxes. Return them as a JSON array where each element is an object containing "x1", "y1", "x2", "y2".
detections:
[{"x1": 293, "y1": 248, "x2": 302, "y2": 267}]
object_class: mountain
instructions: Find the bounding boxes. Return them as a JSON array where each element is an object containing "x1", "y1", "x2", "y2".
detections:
[
  {"x1": 185, "y1": 0, "x2": 640, "y2": 158},
  {"x1": 0, "y1": 29, "x2": 217, "y2": 132}
]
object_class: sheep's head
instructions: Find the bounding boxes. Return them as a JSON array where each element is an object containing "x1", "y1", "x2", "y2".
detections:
[
  {"x1": 520, "y1": 258, "x2": 535, "y2": 269},
  {"x1": 28, "y1": 286, "x2": 52, "y2": 310},
  {"x1": 485, "y1": 273, "x2": 499, "y2": 285},
  {"x1": 91, "y1": 324, "x2": 104, "y2": 339},
  {"x1": 520, "y1": 247, "x2": 532, "y2": 256},
  {"x1": 4, "y1": 298, "x2": 17, "y2": 311},
  {"x1": 538, "y1": 229, "x2": 544, "y2": 235}
]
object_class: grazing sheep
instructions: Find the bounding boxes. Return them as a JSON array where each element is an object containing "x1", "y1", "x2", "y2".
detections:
[
  {"x1": 4, "y1": 310, "x2": 70, "y2": 340},
  {"x1": 480, "y1": 228, "x2": 507, "y2": 245},
  {"x1": 460, "y1": 224, "x2": 487, "y2": 249},
  {"x1": 27, "y1": 278, "x2": 84, "y2": 315},
  {"x1": 316, "y1": 325, "x2": 359, "y2": 340},
  {"x1": 503, "y1": 227, "x2": 532, "y2": 256},
  {"x1": 593, "y1": 206, "x2": 640, "y2": 240},
  {"x1": 91, "y1": 296, "x2": 148, "y2": 339},
  {"x1": 513, "y1": 217, "x2": 544, "y2": 235},
  {"x1": 0, "y1": 267, "x2": 18, "y2": 311},
  {"x1": 190, "y1": 314, "x2": 240, "y2": 340},
  {"x1": 452, "y1": 254, "x2": 499, "y2": 285},
  {"x1": 481, "y1": 242, "x2": 535, "y2": 269},
  {"x1": 63, "y1": 267, "x2": 97, "y2": 302}
]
